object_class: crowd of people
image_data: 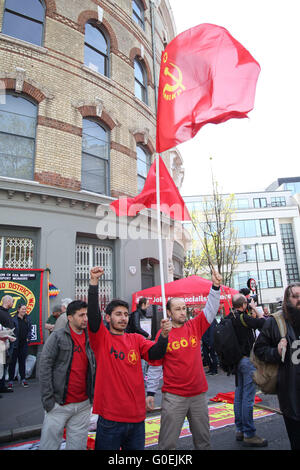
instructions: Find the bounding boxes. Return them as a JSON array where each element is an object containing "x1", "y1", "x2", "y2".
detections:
[{"x1": 0, "y1": 268, "x2": 300, "y2": 451}]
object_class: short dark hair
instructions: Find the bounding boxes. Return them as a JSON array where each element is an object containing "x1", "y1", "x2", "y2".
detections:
[
  {"x1": 137, "y1": 297, "x2": 147, "y2": 308},
  {"x1": 166, "y1": 298, "x2": 173, "y2": 311},
  {"x1": 239, "y1": 288, "x2": 250, "y2": 296},
  {"x1": 105, "y1": 299, "x2": 129, "y2": 316},
  {"x1": 66, "y1": 300, "x2": 87, "y2": 317},
  {"x1": 17, "y1": 303, "x2": 27, "y2": 310}
]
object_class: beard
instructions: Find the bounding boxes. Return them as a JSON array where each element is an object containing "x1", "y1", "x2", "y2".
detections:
[{"x1": 285, "y1": 303, "x2": 300, "y2": 330}]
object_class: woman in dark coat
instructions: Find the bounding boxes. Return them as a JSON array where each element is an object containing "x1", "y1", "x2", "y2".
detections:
[{"x1": 8, "y1": 304, "x2": 32, "y2": 388}]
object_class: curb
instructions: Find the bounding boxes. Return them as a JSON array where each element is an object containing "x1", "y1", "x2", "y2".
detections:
[{"x1": 0, "y1": 425, "x2": 41, "y2": 444}]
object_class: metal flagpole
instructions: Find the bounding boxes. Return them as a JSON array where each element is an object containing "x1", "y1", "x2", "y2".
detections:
[{"x1": 155, "y1": 153, "x2": 167, "y2": 319}]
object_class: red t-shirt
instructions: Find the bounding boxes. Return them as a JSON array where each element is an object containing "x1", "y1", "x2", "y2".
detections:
[
  {"x1": 65, "y1": 328, "x2": 88, "y2": 405},
  {"x1": 152, "y1": 312, "x2": 210, "y2": 397},
  {"x1": 88, "y1": 322, "x2": 154, "y2": 422}
]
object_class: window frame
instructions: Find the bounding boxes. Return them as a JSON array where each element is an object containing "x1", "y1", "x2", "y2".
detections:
[
  {"x1": 81, "y1": 118, "x2": 110, "y2": 196},
  {"x1": 84, "y1": 21, "x2": 110, "y2": 78},
  {"x1": 253, "y1": 197, "x2": 267, "y2": 208},
  {"x1": 134, "y1": 58, "x2": 148, "y2": 104},
  {"x1": 2, "y1": 0, "x2": 46, "y2": 46},
  {"x1": 132, "y1": 0, "x2": 145, "y2": 30},
  {"x1": 136, "y1": 144, "x2": 151, "y2": 192},
  {"x1": 0, "y1": 92, "x2": 38, "y2": 181}
]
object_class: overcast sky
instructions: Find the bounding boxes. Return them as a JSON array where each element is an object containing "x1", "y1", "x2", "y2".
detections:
[{"x1": 168, "y1": 0, "x2": 300, "y2": 196}]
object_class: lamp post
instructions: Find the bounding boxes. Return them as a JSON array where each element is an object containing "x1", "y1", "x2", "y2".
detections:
[{"x1": 254, "y1": 243, "x2": 262, "y2": 305}]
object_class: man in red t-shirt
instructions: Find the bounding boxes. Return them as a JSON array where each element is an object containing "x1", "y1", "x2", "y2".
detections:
[
  {"x1": 88, "y1": 267, "x2": 172, "y2": 450},
  {"x1": 39, "y1": 300, "x2": 96, "y2": 450},
  {"x1": 146, "y1": 270, "x2": 222, "y2": 450}
]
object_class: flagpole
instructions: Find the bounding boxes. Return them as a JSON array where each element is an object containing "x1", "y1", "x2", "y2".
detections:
[{"x1": 155, "y1": 153, "x2": 167, "y2": 319}]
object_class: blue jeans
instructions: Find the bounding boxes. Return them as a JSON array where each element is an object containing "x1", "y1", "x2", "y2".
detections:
[
  {"x1": 234, "y1": 357, "x2": 256, "y2": 438},
  {"x1": 95, "y1": 416, "x2": 145, "y2": 450}
]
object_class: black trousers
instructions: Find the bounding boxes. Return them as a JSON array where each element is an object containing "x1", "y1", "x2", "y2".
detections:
[
  {"x1": 283, "y1": 415, "x2": 300, "y2": 450},
  {"x1": 8, "y1": 342, "x2": 28, "y2": 381}
]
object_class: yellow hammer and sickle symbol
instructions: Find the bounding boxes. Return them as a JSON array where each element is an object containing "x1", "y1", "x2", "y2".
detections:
[{"x1": 163, "y1": 62, "x2": 186, "y2": 94}]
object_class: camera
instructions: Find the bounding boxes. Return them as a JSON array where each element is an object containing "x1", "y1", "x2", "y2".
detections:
[
  {"x1": 239, "y1": 288, "x2": 257, "y2": 310},
  {"x1": 247, "y1": 294, "x2": 258, "y2": 305}
]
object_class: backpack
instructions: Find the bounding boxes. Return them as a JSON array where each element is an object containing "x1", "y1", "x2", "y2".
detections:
[
  {"x1": 213, "y1": 313, "x2": 243, "y2": 375},
  {"x1": 250, "y1": 311, "x2": 287, "y2": 394}
]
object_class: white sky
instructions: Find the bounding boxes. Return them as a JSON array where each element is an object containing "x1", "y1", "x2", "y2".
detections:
[{"x1": 168, "y1": 0, "x2": 300, "y2": 196}]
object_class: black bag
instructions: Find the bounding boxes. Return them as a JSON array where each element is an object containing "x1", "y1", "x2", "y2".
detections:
[
  {"x1": 126, "y1": 313, "x2": 135, "y2": 333},
  {"x1": 213, "y1": 314, "x2": 243, "y2": 375}
]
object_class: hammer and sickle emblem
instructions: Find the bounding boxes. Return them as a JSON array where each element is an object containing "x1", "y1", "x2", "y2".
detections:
[{"x1": 163, "y1": 62, "x2": 186, "y2": 95}]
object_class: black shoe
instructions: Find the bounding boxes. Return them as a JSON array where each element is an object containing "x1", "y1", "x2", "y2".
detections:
[
  {"x1": 0, "y1": 386, "x2": 14, "y2": 393},
  {"x1": 206, "y1": 370, "x2": 218, "y2": 375}
]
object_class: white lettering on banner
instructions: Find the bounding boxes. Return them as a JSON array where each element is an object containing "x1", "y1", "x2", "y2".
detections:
[{"x1": 30, "y1": 325, "x2": 37, "y2": 342}]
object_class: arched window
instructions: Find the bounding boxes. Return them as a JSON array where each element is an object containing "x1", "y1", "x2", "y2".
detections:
[
  {"x1": 84, "y1": 22, "x2": 109, "y2": 77},
  {"x1": 0, "y1": 93, "x2": 37, "y2": 180},
  {"x1": 134, "y1": 59, "x2": 147, "y2": 104},
  {"x1": 2, "y1": 0, "x2": 45, "y2": 46},
  {"x1": 137, "y1": 144, "x2": 151, "y2": 192},
  {"x1": 132, "y1": 0, "x2": 145, "y2": 30},
  {"x1": 81, "y1": 118, "x2": 110, "y2": 195}
]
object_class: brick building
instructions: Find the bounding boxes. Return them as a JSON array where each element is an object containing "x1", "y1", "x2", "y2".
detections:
[{"x1": 0, "y1": 0, "x2": 188, "y2": 346}]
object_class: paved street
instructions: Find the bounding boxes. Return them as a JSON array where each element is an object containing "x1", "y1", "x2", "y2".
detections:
[{"x1": 0, "y1": 367, "x2": 291, "y2": 451}]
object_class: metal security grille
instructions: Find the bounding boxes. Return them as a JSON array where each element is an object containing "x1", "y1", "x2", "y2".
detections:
[
  {"x1": 0, "y1": 236, "x2": 34, "y2": 268},
  {"x1": 75, "y1": 243, "x2": 114, "y2": 311}
]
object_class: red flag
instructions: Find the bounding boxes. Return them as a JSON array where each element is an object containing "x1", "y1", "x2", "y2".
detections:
[
  {"x1": 156, "y1": 23, "x2": 261, "y2": 153},
  {"x1": 110, "y1": 156, "x2": 191, "y2": 221}
]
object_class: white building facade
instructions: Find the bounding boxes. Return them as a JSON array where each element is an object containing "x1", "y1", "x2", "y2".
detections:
[{"x1": 184, "y1": 183, "x2": 300, "y2": 312}]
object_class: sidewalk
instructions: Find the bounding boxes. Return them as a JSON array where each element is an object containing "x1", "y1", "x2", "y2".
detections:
[{"x1": 0, "y1": 368, "x2": 281, "y2": 445}]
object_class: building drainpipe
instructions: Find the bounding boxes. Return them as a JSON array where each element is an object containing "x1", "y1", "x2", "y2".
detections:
[{"x1": 150, "y1": 0, "x2": 159, "y2": 111}]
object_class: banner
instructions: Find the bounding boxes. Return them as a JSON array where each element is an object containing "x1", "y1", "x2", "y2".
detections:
[{"x1": 0, "y1": 269, "x2": 44, "y2": 345}]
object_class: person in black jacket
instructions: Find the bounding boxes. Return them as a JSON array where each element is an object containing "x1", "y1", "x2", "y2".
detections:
[
  {"x1": 127, "y1": 298, "x2": 151, "y2": 338},
  {"x1": 8, "y1": 304, "x2": 32, "y2": 389},
  {"x1": 229, "y1": 293, "x2": 267, "y2": 447},
  {"x1": 254, "y1": 282, "x2": 300, "y2": 450}
]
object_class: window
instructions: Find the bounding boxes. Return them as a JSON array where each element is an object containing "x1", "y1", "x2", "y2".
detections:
[
  {"x1": 234, "y1": 220, "x2": 257, "y2": 238},
  {"x1": 260, "y1": 218, "x2": 275, "y2": 236},
  {"x1": 132, "y1": 0, "x2": 145, "y2": 30},
  {"x1": 280, "y1": 223, "x2": 300, "y2": 283},
  {"x1": 285, "y1": 182, "x2": 300, "y2": 195},
  {"x1": 233, "y1": 269, "x2": 282, "y2": 290},
  {"x1": 271, "y1": 196, "x2": 286, "y2": 207},
  {"x1": 234, "y1": 219, "x2": 275, "y2": 238},
  {"x1": 232, "y1": 198, "x2": 249, "y2": 209},
  {"x1": 0, "y1": 236, "x2": 35, "y2": 268},
  {"x1": 81, "y1": 119, "x2": 110, "y2": 195},
  {"x1": 75, "y1": 242, "x2": 114, "y2": 309},
  {"x1": 0, "y1": 93, "x2": 37, "y2": 180},
  {"x1": 84, "y1": 22, "x2": 109, "y2": 77},
  {"x1": 239, "y1": 243, "x2": 279, "y2": 263},
  {"x1": 136, "y1": 145, "x2": 151, "y2": 192},
  {"x1": 253, "y1": 197, "x2": 267, "y2": 208},
  {"x1": 2, "y1": 0, "x2": 45, "y2": 46},
  {"x1": 134, "y1": 59, "x2": 147, "y2": 104}
]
